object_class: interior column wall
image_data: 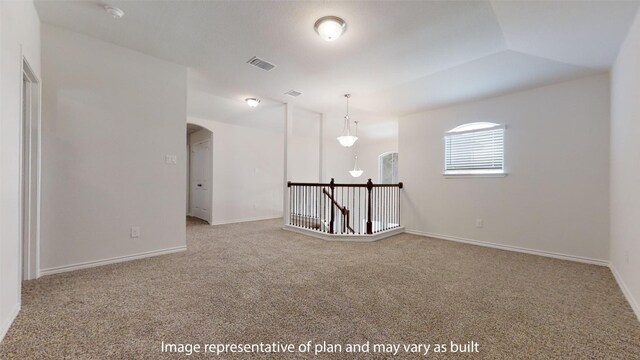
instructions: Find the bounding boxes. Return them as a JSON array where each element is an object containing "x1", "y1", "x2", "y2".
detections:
[
  {"x1": 0, "y1": 0, "x2": 41, "y2": 342},
  {"x1": 610, "y1": 8, "x2": 640, "y2": 319}
]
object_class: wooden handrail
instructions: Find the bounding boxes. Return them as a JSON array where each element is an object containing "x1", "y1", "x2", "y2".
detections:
[
  {"x1": 288, "y1": 181, "x2": 403, "y2": 188},
  {"x1": 322, "y1": 188, "x2": 347, "y2": 214},
  {"x1": 322, "y1": 188, "x2": 355, "y2": 234}
]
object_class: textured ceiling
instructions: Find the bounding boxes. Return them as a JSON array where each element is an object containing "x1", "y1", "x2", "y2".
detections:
[{"x1": 35, "y1": 0, "x2": 640, "y2": 118}]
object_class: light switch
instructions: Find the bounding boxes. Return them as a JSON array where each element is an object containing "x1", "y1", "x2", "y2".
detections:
[
  {"x1": 130, "y1": 226, "x2": 140, "y2": 238},
  {"x1": 165, "y1": 155, "x2": 177, "y2": 165}
]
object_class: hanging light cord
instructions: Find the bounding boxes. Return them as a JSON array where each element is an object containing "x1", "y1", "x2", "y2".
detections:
[
  {"x1": 344, "y1": 94, "x2": 351, "y2": 135},
  {"x1": 353, "y1": 121, "x2": 360, "y2": 157}
]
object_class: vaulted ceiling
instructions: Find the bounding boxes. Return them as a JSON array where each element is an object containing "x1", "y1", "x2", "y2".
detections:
[{"x1": 35, "y1": 1, "x2": 640, "y2": 117}]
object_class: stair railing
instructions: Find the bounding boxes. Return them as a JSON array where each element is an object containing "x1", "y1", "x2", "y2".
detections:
[{"x1": 287, "y1": 178, "x2": 403, "y2": 235}]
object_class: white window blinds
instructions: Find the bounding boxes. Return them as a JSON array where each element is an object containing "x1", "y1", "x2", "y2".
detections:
[{"x1": 444, "y1": 124, "x2": 505, "y2": 175}]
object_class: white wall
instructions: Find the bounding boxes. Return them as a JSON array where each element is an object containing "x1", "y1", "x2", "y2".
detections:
[
  {"x1": 400, "y1": 74, "x2": 610, "y2": 263},
  {"x1": 355, "y1": 118, "x2": 399, "y2": 184},
  {"x1": 40, "y1": 25, "x2": 187, "y2": 272},
  {"x1": 0, "y1": 0, "x2": 41, "y2": 342},
  {"x1": 321, "y1": 110, "x2": 398, "y2": 184},
  {"x1": 188, "y1": 114, "x2": 284, "y2": 225},
  {"x1": 289, "y1": 107, "x2": 320, "y2": 183},
  {"x1": 321, "y1": 112, "x2": 355, "y2": 184},
  {"x1": 610, "y1": 8, "x2": 640, "y2": 319},
  {"x1": 188, "y1": 70, "x2": 328, "y2": 225}
]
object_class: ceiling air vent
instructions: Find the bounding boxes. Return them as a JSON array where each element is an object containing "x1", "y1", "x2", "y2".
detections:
[
  {"x1": 284, "y1": 90, "x2": 303, "y2": 97},
  {"x1": 246, "y1": 56, "x2": 276, "y2": 71}
]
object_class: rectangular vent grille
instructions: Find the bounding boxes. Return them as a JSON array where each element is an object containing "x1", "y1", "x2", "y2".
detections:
[
  {"x1": 285, "y1": 90, "x2": 302, "y2": 97},
  {"x1": 247, "y1": 56, "x2": 276, "y2": 71}
]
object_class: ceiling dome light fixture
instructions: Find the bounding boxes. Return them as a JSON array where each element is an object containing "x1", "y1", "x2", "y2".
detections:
[
  {"x1": 245, "y1": 98, "x2": 260, "y2": 107},
  {"x1": 314, "y1": 16, "x2": 346, "y2": 42},
  {"x1": 337, "y1": 94, "x2": 358, "y2": 147},
  {"x1": 103, "y1": 5, "x2": 125, "y2": 19}
]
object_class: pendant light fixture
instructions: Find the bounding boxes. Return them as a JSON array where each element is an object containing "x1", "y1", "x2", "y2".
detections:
[
  {"x1": 349, "y1": 121, "x2": 363, "y2": 178},
  {"x1": 337, "y1": 94, "x2": 358, "y2": 147}
]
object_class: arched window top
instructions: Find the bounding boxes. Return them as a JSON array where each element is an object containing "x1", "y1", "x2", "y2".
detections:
[{"x1": 448, "y1": 122, "x2": 501, "y2": 133}]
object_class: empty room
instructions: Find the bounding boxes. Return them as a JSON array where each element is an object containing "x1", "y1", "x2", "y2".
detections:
[{"x1": 1, "y1": 0, "x2": 640, "y2": 358}]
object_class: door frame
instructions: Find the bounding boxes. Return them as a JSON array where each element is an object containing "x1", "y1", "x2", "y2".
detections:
[
  {"x1": 19, "y1": 55, "x2": 41, "y2": 280},
  {"x1": 187, "y1": 128, "x2": 213, "y2": 224}
]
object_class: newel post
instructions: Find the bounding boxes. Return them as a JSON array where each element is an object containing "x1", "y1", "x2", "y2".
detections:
[
  {"x1": 329, "y1": 178, "x2": 335, "y2": 234},
  {"x1": 366, "y1": 178, "x2": 373, "y2": 234}
]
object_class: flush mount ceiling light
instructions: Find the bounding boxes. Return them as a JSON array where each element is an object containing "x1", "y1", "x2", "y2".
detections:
[
  {"x1": 245, "y1": 98, "x2": 260, "y2": 107},
  {"x1": 103, "y1": 5, "x2": 125, "y2": 19},
  {"x1": 337, "y1": 94, "x2": 358, "y2": 147},
  {"x1": 314, "y1": 16, "x2": 346, "y2": 42}
]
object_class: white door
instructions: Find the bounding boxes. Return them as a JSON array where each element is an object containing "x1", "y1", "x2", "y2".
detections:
[{"x1": 190, "y1": 139, "x2": 212, "y2": 222}]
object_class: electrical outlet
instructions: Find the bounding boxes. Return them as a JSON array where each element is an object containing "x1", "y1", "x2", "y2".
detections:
[
  {"x1": 475, "y1": 219, "x2": 483, "y2": 228},
  {"x1": 130, "y1": 226, "x2": 140, "y2": 238}
]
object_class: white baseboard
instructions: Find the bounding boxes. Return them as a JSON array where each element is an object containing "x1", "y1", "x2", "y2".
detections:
[
  {"x1": 610, "y1": 264, "x2": 640, "y2": 322},
  {"x1": 0, "y1": 304, "x2": 20, "y2": 343},
  {"x1": 211, "y1": 216, "x2": 281, "y2": 226},
  {"x1": 405, "y1": 229, "x2": 608, "y2": 266},
  {"x1": 39, "y1": 246, "x2": 187, "y2": 277}
]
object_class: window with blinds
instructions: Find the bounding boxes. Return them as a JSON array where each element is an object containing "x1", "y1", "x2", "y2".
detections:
[{"x1": 444, "y1": 122, "x2": 505, "y2": 175}]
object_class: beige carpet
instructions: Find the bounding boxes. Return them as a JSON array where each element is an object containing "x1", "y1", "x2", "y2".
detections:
[{"x1": 0, "y1": 218, "x2": 639, "y2": 359}]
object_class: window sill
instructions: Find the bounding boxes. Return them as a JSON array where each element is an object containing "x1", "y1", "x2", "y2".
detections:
[{"x1": 443, "y1": 173, "x2": 508, "y2": 178}]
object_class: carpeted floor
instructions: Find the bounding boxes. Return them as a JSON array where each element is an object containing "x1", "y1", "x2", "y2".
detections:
[{"x1": 0, "y1": 218, "x2": 639, "y2": 359}]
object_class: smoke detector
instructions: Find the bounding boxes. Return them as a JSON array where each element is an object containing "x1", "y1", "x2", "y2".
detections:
[{"x1": 103, "y1": 5, "x2": 125, "y2": 19}]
